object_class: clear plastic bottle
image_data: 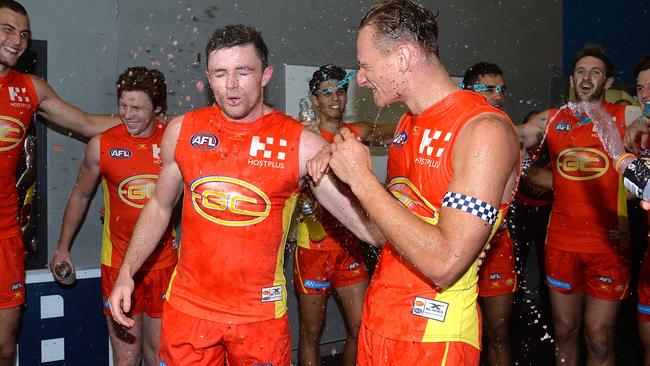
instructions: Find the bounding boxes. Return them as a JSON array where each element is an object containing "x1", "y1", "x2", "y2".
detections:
[
  {"x1": 298, "y1": 98, "x2": 319, "y2": 132},
  {"x1": 54, "y1": 261, "x2": 76, "y2": 285}
]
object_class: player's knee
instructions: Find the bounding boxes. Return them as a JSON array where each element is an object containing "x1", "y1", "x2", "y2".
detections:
[{"x1": 584, "y1": 326, "x2": 612, "y2": 357}]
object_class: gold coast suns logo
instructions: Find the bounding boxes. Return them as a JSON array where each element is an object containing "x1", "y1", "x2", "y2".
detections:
[
  {"x1": 557, "y1": 147, "x2": 609, "y2": 181},
  {"x1": 190, "y1": 176, "x2": 270, "y2": 227},
  {"x1": 386, "y1": 177, "x2": 438, "y2": 225},
  {"x1": 0, "y1": 116, "x2": 25, "y2": 151},
  {"x1": 117, "y1": 174, "x2": 158, "y2": 208}
]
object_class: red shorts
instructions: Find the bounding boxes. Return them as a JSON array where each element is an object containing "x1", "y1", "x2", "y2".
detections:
[
  {"x1": 0, "y1": 234, "x2": 25, "y2": 309},
  {"x1": 545, "y1": 246, "x2": 630, "y2": 300},
  {"x1": 294, "y1": 245, "x2": 368, "y2": 295},
  {"x1": 478, "y1": 228, "x2": 517, "y2": 297},
  {"x1": 638, "y1": 249, "x2": 650, "y2": 322},
  {"x1": 159, "y1": 302, "x2": 291, "y2": 366},
  {"x1": 357, "y1": 323, "x2": 480, "y2": 366},
  {"x1": 101, "y1": 264, "x2": 174, "y2": 317}
]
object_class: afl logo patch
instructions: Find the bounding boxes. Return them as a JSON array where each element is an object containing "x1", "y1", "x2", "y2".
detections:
[
  {"x1": 190, "y1": 132, "x2": 219, "y2": 150},
  {"x1": 109, "y1": 148, "x2": 132, "y2": 160},
  {"x1": 391, "y1": 130, "x2": 408, "y2": 147}
]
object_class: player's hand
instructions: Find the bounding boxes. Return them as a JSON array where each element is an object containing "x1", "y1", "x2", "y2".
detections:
[
  {"x1": 108, "y1": 271, "x2": 136, "y2": 328},
  {"x1": 624, "y1": 120, "x2": 650, "y2": 154},
  {"x1": 328, "y1": 128, "x2": 373, "y2": 186},
  {"x1": 476, "y1": 242, "x2": 491, "y2": 268},
  {"x1": 307, "y1": 145, "x2": 333, "y2": 184},
  {"x1": 642, "y1": 200, "x2": 650, "y2": 211},
  {"x1": 49, "y1": 249, "x2": 75, "y2": 283}
]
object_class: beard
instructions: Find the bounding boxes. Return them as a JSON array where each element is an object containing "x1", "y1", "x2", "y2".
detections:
[{"x1": 574, "y1": 80, "x2": 606, "y2": 102}]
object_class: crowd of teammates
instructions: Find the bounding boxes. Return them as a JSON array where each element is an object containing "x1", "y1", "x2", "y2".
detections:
[{"x1": 3, "y1": 0, "x2": 650, "y2": 365}]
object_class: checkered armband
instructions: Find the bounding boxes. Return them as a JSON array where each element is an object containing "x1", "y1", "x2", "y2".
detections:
[{"x1": 441, "y1": 192, "x2": 498, "y2": 226}]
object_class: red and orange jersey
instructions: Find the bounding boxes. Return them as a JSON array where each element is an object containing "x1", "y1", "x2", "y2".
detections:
[
  {"x1": 168, "y1": 106, "x2": 303, "y2": 323},
  {"x1": 99, "y1": 122, "x2": 177, "y2": 271},
  {"x1": 545, "y1": 102, "x2": 628, "y2": 253},
  {"x1": 0, "y1": 70, "x2": 38, "y2": 238},
  {"x1": 363, "y1": 91, "x2": 514, "y2": 348}
]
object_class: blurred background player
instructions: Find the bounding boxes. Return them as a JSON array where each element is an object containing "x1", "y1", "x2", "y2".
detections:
[{"x1": 50, "y1": 67, "x2": 177, "y2": 366}]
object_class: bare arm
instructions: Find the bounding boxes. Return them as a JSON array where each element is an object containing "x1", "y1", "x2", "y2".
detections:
[
  {"x1": 516, "y1": 110, "x2": 549, "y2": 148},
  {"x1": 109, "y1": 116, "x2": 184, "y2": 327},
  {"x1": 31, "y1": 76, "x2": 120, "y2": 137},
  {"x1": 299, "y1": 128, "x2": 385, "y2": 246},
  {"x1": 321, "y1": 116, "x2": 519, "y2": 288},
  {"x1": 50, "y1": 136, "x2": 101, "y2": 281}
]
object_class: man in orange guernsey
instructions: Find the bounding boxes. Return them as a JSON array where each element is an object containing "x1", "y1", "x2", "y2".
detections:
[
  {"x1": 295, "y1": 63, "x2": 396, "y2": 366},
  {"x1": 308, "y1": 1, "x2": 520, "y2": 364},
  {"x1": 0, "y1": 1, "x2": 120, "y2": 364},
  {"x1": 461, "y1": 61, "x2": 517, "y2": 366},
  {"x1": 517, "y1": 44, "x2": 640, "y2": 366},
  {"x1": 50, "y1": 67, "x2": 176, "y2": 366},
  {"x1": 108, "y1": 25, "x2": 383, "y2": 366}
]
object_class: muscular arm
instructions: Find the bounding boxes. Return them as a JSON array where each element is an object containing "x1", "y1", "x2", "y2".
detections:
[
  {"x1": 324, "y1": 115, "x2": 519, "y2": 288},
  {"x1": 299, "y1": 129, "x2": 385, "y2": 246},
  {"x1": 50, "y1": 136, "x2": 101, "y2": 279},
  {"x1": 516, "y1": 110, "x2": 549, "y2": 148},
  {"x1": 31, "y1": 76, "x2": 120, "y2": 137},
  {"x1": 109, "y1": 117, "x2": 184, "y2": 327}
]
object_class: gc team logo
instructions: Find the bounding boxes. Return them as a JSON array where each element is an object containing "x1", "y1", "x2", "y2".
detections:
[
  {"x1": 110, "y1": 148, "x2": 132, "y2": 160},
  {"x1": 386, "y1": 177, "x2": 438, "y2": 225},
  {"x1": 0, "y1": 116, "x2": 25, "y2": 151},
  {"x1": 557, "y1": 147, "x2": 609, "y2": 181},
  {"x1": 117, "y1": 174, "x2": 158, "y2": 208},
  {"x1": 190, "y1": 176, "x2": 270, "y2": 226},
  {"x1": 190, "y1": 132, "x2": 219, "y2": 150}
]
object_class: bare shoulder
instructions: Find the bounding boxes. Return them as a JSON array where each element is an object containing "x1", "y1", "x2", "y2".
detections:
[
  {"x1": 84, "y1": 135, "x2": 101, "y2": 164},
  {"x1": 462, "y1": 112, "x2": 518, "y2": 145}
]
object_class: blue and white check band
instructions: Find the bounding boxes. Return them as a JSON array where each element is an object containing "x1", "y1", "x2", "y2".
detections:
[{"x1": 441, "y1": 192, "x2": 498, "y2": 226}]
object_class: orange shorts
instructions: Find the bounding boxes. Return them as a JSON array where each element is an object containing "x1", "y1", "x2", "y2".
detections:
[
  {"x1": 478, "y1": 228, "x2": 517, "y2": 297},
  {"x1": 159, "y1": 302, "x2": 290, "y2": 366},
  {"x1": 0, "y1": 234, "x2": 25, "y2": 309},
  {"x1": 294, "y1": 245, "x2": 368, "y2": 295},
  {"x1": 545, "y1": 246, "x2": 630, "y2": 300},
  {"x1": 638, "y1": 249, "x2": 650, "y2": 322},
  {"x1": 357, "y1": 322, "x2": 480, "y2": 366},
  {"x1": 101, "y1": 264, "x2": 174, "y2": 317}
]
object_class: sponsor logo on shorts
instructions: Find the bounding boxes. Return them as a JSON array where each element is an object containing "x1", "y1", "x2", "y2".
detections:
[
  {"x1": 411, "y1": 296, "x2": 448, "y2": 322},
  {"x1": 391, "y1": 130, "x2": 408, "y2": 147},
  {"x1": 556, "y1": 147, "x2": 609, "y2": 181},
  {"x1": 190, "y1": 176, "x2": 270, "y2": 226},
  {"x1": 0, "y1": 115, "x2": 25, "y2": 151},
  {"x1": 489, "y1": 273, "x2": 502, "y2": 280},
  {"x1": 615, "y1": 285, "x2": 625, "y2": 293},
  {"x1": 109, "y1": 147, "x2": 132, "y2": 160},
  {"x1": 261, "y1": 285, "x2": 283, "y2": 302},
  {"x1": 304, "y1": 280, "x2": 331, "y2": 290},
  {"x1": 9, "y1": 282, "x2": 22, "y2": 291},
  {"x1": 546, "y1": 275, "x2": 572, "y2": 290},
  {"x1": 554, "y1": 119, "x2": 572, "y2": 132},
  {"x1": 253, "y1": 363, "x2": 273, "y2": 366},
  {"x1": 190, "y1": 132, "x2": 219, "y2": 150},
  {"x1": 348, "y1": 262, "x2": 360, "y2": 270},
  {"x1": 118, "y1": 174, "x2": 158, "y2": 208},
  {"x1": 506, "y1": 278, "x2": 515, "y2": 286},
  {"x1": 599, "y1": 276, "x2": 613, "y2": 284}
]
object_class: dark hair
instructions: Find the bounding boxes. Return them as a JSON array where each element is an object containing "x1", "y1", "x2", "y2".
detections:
[
  {"x1": 462, "y1": 62, "x2": 503, "y2": 87},
  {"x1": 309, "y1": 64, "x2": 349, "y2": 96},
  {"x1": 0, "y1": 1, "x2": 28, "y2": 16},
  {"x1": 360, "y1": 0, "x2": 439, "y2": 57},
  {"x1": 572, "y1": 44, "x2": 615, "y2": 78},
  {"x1": 116, "y1": 67, "x2": 167, "y2": 114},
  {"x1": 205, "y1": 24, "x2": 268, "y2": 70},
  {"x1": 634, "y1": 54, "x2": 650, "y2": 79}
]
